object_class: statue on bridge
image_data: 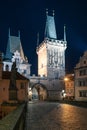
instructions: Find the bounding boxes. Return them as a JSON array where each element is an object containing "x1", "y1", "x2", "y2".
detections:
[{"x1": 9, "y1": 61, "x2": 18, "y2": 102}]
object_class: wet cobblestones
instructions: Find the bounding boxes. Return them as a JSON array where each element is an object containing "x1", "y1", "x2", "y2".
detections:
[{"x1": 25, "y1": 101, "x2": 87, "y2": 130}]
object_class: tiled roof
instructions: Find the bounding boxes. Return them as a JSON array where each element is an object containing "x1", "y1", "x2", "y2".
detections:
[
  {"x1": 45, "y1": 15, "x2": 57, "y2": 39},
  {"x1": 5, "y1": 36, "x2": 25, "y2": 60},
  {"x1": 2, "y1": 71, "x2": 29, "y2": 80},
  {"x1": 10, "y1": 36, "x2": 20, "y2": 53}
]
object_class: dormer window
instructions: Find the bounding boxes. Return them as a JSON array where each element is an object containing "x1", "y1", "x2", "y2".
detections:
[
  {"x1": 6, "y1": 65, "x2": 9, "y2": 71},
  {"x1": 84, "y1": 60, "x2": 86, "y2": 64}
]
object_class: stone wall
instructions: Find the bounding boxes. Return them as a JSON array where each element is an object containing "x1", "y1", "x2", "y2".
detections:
[{"x1": 0, "y1": 103, "x2": 26, "y2": 130}]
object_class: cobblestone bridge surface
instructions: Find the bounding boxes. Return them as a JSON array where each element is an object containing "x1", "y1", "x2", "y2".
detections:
[{"x1": 25, "y1": 101, "x2": 87, "y2": 130}]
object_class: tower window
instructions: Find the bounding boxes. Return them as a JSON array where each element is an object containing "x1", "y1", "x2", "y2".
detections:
[
  {"x1": 6, "y1": 65, "x2": 9, "y2": 71},
  {"x1": 84, "y1": 60, "x2": 86, "y2": 64},
  {"x1": 79, "y1": 91, "x2": 87, "y2": 97}
]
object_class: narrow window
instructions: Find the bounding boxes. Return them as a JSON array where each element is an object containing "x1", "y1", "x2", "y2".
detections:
[
  {"x1": 20, "y1": 83, "x2": 24, "y2": 89},
  {"x1": 6, "y1": 65, "x2": 9, "y2": 71}
]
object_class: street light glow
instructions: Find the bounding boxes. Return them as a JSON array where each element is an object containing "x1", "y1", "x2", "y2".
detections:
[
  {"x1": 64, "y1": 77, "x2": 69, "y2": 81},
  {"x1": 29, "y1": 91, "x2": 32, "y2": 95},
  {"x1": 62, "y1": 90, "x2": 65, "y2": 93}
]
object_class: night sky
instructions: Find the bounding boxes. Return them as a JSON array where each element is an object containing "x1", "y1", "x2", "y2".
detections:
[{"x1": 0, "y1": 0, "x2": 87, "y2": 75}]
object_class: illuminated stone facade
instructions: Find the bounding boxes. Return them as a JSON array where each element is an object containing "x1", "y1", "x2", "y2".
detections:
[
  {"x1": 30, "y1": 75, "x2": 65, "y2": 101},
  {"x1": 75, "y1": 51, "x2": 87, "y2": 101},
  {"x1": 37, "y1": 12, "x2": 67, "y2": 79},
  {"x1": 37, "y1": 43, "x2": 47, "y2": 77}
]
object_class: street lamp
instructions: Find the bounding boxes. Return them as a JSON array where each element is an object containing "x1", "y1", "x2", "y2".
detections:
[
  {"x1": 62, "y1": 89, "x2": 66, "y2": 100},
  {"x1": 63, "y1": 93, "x2": 66, "y2": 98},
  {"x1": 62, "y1": 90, "x2": 65, "y2": 93},
  {"x1": 64, "y1": 77, "x2": 69, "y2": 81},
  {"x1": 28, "y1": 87, "x2": 32, "y2": 101}
]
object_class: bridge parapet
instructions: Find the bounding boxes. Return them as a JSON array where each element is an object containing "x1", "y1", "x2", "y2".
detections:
[{"x1": 0, "y1": 103, "x2": 26, "y2": 130}]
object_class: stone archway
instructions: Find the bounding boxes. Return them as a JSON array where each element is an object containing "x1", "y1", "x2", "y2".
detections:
[{"x1": 32, "y1": 83, "x2": 48, "y2": 101}]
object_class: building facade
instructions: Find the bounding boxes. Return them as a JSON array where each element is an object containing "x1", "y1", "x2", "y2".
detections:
[
  {"x1": 36, "y1": 10, "x2": 67, "y2": 79},
  {"x1": 64, "y1": 74, "x2": 74, "y2": 100},
  {"x1": 75, "y1": 51, "x2": 87, "y2": 101}
]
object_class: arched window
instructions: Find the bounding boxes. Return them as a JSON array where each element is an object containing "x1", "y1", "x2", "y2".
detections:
[
  {"x1": 6, "y1": 65, "x2": 9, "y2": 71},
  {"x1": 84, "y1": 60, "x2": 86, "y2": 64}
]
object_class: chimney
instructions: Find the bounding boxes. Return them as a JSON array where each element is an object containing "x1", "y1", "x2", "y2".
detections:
[{"x1": 0, "y1": 52, "x2": 3, "y2": 80}]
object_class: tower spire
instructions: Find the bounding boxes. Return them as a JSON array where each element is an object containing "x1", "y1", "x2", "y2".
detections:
[
  {"x1": 46, "y1": 8, "x2": 48, "y2": 16},
  {"x1": 44, "y1": 9, "x2": 57, "y2": 39},
  {"x1": 8, "y1": 28, "x2": 10, "y2": 37},
  {"x1": 53, "y1": 10, "x2": 55, "y2": 17},
  {"x1": 18, "y1": 30, "x2": 20, "y2": 38},
  {"x1": 64, "y1": 25, "x2": 66, "y2": 41}
]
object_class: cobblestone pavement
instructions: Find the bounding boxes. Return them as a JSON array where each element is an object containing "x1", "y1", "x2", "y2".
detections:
[{"x1": 25, "y1": 101, "x2": 87, "y2": 130}]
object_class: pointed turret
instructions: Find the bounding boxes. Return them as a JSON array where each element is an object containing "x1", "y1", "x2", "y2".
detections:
[
  {"x1": 37, "y1": 33, "x2": 39, "y2": 47},
  {"x1": 8, "y1": 28, "x2": 10, "y2": 37},
  {"x1": 46, "y1": 8, "x2": 48, "y2": 16},
  {"x1": 44, "y1": 9, "x2": 57, "y2": 39},
  {"x1": 5, "y1": 29, "x2": 25, "y2": 61},
  {"x1": 64, "y1": 25, "x2": 66, "y2": 41},
  {"x1": 52, "y1": 10, "x2": 55, "y2": 17},
  {"x1": 18, "y1": 30, "x2": 20, "y2": 38}
]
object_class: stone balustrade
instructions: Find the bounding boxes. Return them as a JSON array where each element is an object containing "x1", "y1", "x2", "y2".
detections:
[{"x1": 0, "y1": 103, "x2": 26, "y2": 130}]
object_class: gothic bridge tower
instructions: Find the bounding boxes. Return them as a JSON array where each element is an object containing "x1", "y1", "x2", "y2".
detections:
[{"x1": 37, "y1": 10, "x2": 67, "y2": 79}]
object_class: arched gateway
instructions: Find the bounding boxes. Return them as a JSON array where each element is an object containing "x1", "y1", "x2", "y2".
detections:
[{"x1": 29, "y1": 83, "x2": 48, "y2": 101}]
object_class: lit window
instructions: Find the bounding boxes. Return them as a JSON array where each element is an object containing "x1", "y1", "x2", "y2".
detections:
[
  {"x1": 84, "y1": 60, "x2": 86, "y2": 64},
  {"x1": 79, "y1": 69, "x2": 86, "y2": 76},
  {"x1": 79, "y1": 91, "x2": 87, "y2": 97}
]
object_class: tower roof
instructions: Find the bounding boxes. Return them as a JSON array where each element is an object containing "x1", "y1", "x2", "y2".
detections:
[
  {"x1": 45, "y1": 12, "x2": 57, "y2": 39},
  {"x1": 5, "y1": 32, "x2": 25, "y2": 61}
]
